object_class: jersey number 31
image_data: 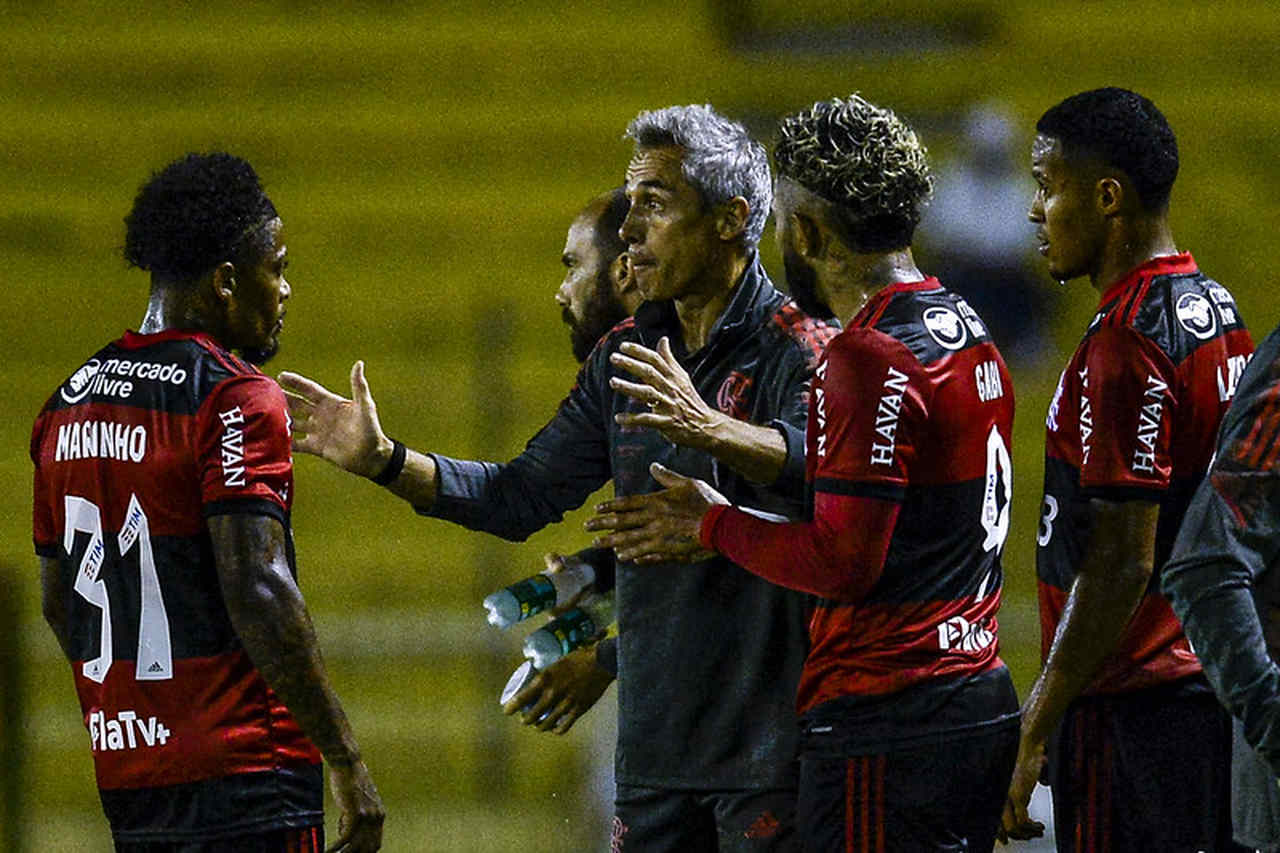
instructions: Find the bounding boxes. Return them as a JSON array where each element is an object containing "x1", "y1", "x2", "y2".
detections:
[{"x1": 64, "y1": 493, "x2": 174, "y2": 685}]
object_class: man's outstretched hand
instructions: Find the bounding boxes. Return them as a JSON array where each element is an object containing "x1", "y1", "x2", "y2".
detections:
[{"x1": 279, "y1": 361, "x2": 392, "y2": 478}]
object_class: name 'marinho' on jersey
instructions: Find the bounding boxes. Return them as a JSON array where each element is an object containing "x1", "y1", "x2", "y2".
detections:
[{"x1": 55, "y1": 421, "x2": 148, "y2": 463}]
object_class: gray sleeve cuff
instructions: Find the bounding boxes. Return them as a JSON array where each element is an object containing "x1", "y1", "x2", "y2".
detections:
[
  {"x1": 595, "y1": 636, "x2": 619, "y2": 677},
  {"x1": 769, "y1": 418, "x2": 807, "y2": 493}
]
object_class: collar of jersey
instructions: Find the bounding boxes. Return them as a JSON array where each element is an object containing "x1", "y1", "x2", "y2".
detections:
[
  {"x1": 119, "y1": 328, "x2": 218, "y2": 350},
  {"x1": 1097, "y1": 252, "x2": 1197, "y2": 307},
  {"x1": 850, "y1": 276, "x2": 941, "y2": 327}
]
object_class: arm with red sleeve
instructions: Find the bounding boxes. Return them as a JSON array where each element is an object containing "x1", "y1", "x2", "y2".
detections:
[{"x1": 699, "y1": 330, "x2": 918, "y2": 602}]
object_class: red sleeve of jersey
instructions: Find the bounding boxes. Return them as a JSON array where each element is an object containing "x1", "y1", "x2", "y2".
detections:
[
  {"x1": 698, "y1": 330, "x2": 918, "y2": 601},
  {"x1": 1080, "y1": 326, "x2": 1177, "y2": 493},
  {"x1": 31, "y1": 408, "x2": 55, "y2": 550},
  {"x1": 811, "y1": 329, "x2": 926, "y2": 490},
  {"x1": 700, "y1": 494, "x2": 900, "y2": 601},
  {"x1": 195, "y1": 374, "x2": 293, "y2": 516}
]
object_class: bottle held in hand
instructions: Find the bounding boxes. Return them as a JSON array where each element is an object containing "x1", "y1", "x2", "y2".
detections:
[
  {"x1": 521, "y1": 593, "x2": 615, "y2": 669},
  {"x1": 483, "y1": 562, "x2": 596, "y2": 628}
]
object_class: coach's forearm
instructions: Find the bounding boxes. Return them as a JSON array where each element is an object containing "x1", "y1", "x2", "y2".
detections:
[
  {"x1": 703, "y1": 418, "x2": 788, "y2": 485},
  {"x1": 369, "y1": 444, "x2": 440, "y2": 512}
]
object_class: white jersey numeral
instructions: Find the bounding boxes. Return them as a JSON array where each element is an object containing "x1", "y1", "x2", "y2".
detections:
[
  {"x1": 981, "y1": 425, "x2": 1013, "y2": 554},
  {"x1": 1038, "y1": 494, "x2": 1059, "y2": 547},
  {"x1": 64, "y1": 493, "x2": 173, "y2": 683},
  {"x1": 974, "y1": 425, "x2": 1013, "y2": 602}
]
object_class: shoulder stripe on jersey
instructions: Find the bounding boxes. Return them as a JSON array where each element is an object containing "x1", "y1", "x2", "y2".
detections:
[
  {"x1": 202, "y1": 498, "x2": 288, "y2": 527},
  {"x1": 1258, "y1": 424, "x2": 1280, "y2": 474},
  {"x1": 813, "y1": 477, "x2": 906, "y2": 503},
  {"x1": 861, "y1": 294, "x2": 895, "y2": 331},
  {"x1": 1240, "y1": 384, "x2": 1280, "y2": 470},
  {"x1": 195, "y1": 337, "x2": 254, "y2": 378},
  {"x1": 1122, "y1": 276, "x2": 1152, "y2": 327},
  {"x1": 771, "y1": 302, "x2": 837, "y2": 366}
]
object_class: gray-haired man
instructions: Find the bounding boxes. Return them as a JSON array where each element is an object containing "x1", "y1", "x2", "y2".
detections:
[{"x1": 279, "y1": 105, "x2": 837, "y2": 850}]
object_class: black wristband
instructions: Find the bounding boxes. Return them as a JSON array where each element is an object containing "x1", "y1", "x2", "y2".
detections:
[{"x1": 370, "y1": 439, "x2": 406, "y2": 486}]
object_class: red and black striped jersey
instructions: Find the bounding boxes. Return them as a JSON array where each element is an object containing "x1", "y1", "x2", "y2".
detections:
[
  {"x1": 1037, "y1": 253, "x2": 1254, "y2": 695},
  {"x1": 31, "y1": 329, "x2": 321, "y2": 841},
  {"x1": 703, "y1": 278, "x2": 1016, "y2": 742}
]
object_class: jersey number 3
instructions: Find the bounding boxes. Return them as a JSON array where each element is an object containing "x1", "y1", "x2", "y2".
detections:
[{"x1": 64, "y1": 494, "x2": 174, "y2": 684}]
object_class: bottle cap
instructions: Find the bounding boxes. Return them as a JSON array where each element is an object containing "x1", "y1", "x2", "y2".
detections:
[{"x1": 499, "y1": 660, "x2": 537, "y2": 706}]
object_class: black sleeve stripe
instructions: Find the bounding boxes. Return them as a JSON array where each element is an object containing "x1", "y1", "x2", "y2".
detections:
[
  {"x1": 202, "y1": 498, "x2": 289, "y2": 527},
  {"x1": 813, "y1": 478, "x2": 905, "y2": 503},
  {"x1": 35, "y1": 542, "x2": 59, "y2": 558}
]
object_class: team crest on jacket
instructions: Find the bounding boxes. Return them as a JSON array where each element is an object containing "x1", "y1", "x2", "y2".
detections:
[
  {"x1": 1176, "y1": 292, "x2": 1216, "y2": 340},
  {"x1": 716, "y1": 371, "x2": 754, "y2": 420},
  {"x1": 923, "y1": 306, "x2": 966, "y2": 350}
]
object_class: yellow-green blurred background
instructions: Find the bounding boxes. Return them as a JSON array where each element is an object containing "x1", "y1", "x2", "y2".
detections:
[{"x1": 2, "y1": 1, "x2": 1278, "y2": 850}]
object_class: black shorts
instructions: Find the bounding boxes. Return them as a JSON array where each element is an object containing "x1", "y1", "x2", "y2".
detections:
[
  {"x1": 1048, "y1": 687, "x2": 1241, "y2": 852},
  {"x1": 796, "y1": 725, "x2": 1018, "y2": 853},
  {"x1": 114, "y1": 825, "x2": 324, "y2": 853},
  {"x1": 612, "y1": 784, "x2": 798, "y2": 852}
]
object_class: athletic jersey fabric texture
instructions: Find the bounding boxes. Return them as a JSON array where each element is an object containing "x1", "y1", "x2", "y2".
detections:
[
  {"x1": 1038, "y1": 253, "x2": 1253, "y2": 695},
  {"x1": 31, "y1": 329, "x2": 322, "y2": 842},
  {"x1": 1164, "y1": 318, "x2": 1280, "y2": 779},
  {"x1": 423, "y1": 256, "x2": 837, "y2": 788},
  {"x1": 701, "y1": 277, "x2": 1020, "y2": 751}
]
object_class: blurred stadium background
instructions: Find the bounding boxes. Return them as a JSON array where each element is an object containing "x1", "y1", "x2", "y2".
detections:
[{"x1": 2, "y1": 1, "x2": 1278, "y2": 849}]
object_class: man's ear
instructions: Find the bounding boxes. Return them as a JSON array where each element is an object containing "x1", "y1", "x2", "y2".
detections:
[
  {"x1": 611, "y1": 252, "x2": 642, "y2": 313},
  {"x1": 790, "y1": 210, "x2": 825, "y2": 261},
  {"x1": 1096, "y1": 175, "x2": 1125, "y2": 216},
  {"x1": 611, "y1": 252, "x2": 634, "y2": 292},
  {"x1": 716, "y1": 197, "x2": 751, "y2": 242},
  {"x1": 210, "y1": 261, "x2": 237, "y2": 304}
]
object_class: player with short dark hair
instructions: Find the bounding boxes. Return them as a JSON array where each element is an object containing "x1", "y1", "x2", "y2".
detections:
[
  {"x1": 32, "y1": 152, "x2": 384, "y2": 852},
  {"x1": 1035, "y1": 87, "x2": 1179, "y2": 214},
  {"x1": 588, "y1": 93, "x2": 1021, "y2": 852},
  {"x1": 1001, "y1": 87, "x2": 1253, "y2": 851},
  {"x1": 279, "y1": 105, "x2": 837, "y2": 850}
]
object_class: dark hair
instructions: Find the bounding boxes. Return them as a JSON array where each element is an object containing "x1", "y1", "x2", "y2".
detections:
[
  {"x1": 591, "y1": 187, "x2": 629, "y2": 262},
  {"x1": 123, "y1": 152, "x2": 278, "y2": 282},
  {"x1": 774, "y1": 94, "x2": 933, "y2": 252},
  {"x1": 1036, "y1": 87, "x2": 1178, "y2": 211}
]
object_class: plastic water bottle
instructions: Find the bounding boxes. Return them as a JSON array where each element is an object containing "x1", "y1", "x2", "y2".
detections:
[
  {"x1": 483, "y1": 562, "x2": 597, "y2": 629},
  {"x1": 521, "y1": 592, "x2": 615, "y2": 670}
]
